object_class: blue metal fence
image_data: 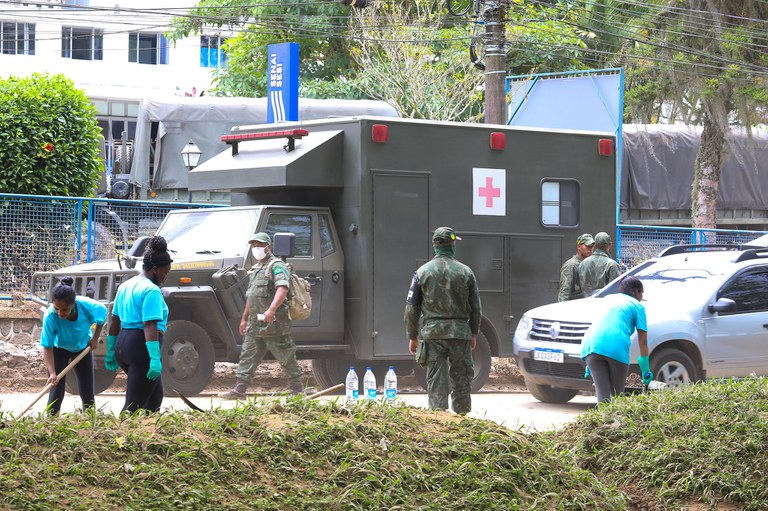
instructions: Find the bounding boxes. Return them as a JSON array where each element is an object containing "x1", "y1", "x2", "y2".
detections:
[
  {"x1": 0, "y1": 194, "x2": 222, "y2": 296},
  {"x1": 616, "y1": 224, "x2": 767, "y2": 270}
]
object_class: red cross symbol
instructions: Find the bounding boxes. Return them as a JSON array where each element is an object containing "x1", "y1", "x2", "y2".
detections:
[{"x1": 478, "y1": 176, "x2": 500, "y2": 207}]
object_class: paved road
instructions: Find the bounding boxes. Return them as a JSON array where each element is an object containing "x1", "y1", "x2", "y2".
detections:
[{"x1": 1, "y1": 390, "x2": 594, "y2": 431}]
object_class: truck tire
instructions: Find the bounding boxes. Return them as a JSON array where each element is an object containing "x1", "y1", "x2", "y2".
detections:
[
  {"x1": 311, "y1": 358, "x2": 351, "y2": 393},
  {"x1": 413, "y1": 331, "x2": 492, "y2": 393},
  {"x1": 65, "y1": 363, "x2": 117, "y2": 395},
  {"x1": 161, "y1": 320, "x2": 215, "y2": 397},
  {"x1": 525, "y1": 378, "x2": 579, "y2": 404},
  {"x1": 652, "y1": 348, "x2": 700, "y2": 388}
]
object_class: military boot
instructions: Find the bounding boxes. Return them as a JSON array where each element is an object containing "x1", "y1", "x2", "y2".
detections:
[
  {"x1": 289, "y1": 380, "x2": 305, "y2": 396},
  {"x1": 219, "y1": 380, "x2": 248, "y2": 400}
]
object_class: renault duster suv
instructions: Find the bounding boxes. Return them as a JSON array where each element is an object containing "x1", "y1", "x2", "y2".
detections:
[{"x1": 513, "y1": 244, "x2": 768, "y2": 403}]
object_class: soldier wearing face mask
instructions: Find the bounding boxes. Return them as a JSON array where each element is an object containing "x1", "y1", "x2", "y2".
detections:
[{"x1": 220, "y1": 232, "x2": 305, "y2": 399}]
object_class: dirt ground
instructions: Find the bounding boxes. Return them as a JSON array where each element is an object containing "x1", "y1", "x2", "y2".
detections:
[{"x1": 0, "y1": 329, "x2": 527, "y2": 395}]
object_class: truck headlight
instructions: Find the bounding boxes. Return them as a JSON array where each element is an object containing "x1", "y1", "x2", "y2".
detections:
[{"x1": 515, "y1": 314, "x2": 532, "y2": 339}]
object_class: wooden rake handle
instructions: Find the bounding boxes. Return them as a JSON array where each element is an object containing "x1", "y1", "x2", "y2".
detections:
[
  {"x1": 307, "y1": 383, "x2": 344, "y2": 400},
  {"x1": 17, "y1": 345, "x2": 93, "y2": 419}
]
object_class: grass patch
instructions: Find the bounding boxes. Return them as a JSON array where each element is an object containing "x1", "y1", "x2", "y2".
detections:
[
  {"x1": 0, "y1": 398, "x2": 622, "y2": 511},
  {"x1": 554, "y1": 376, "x2": 768, "y2": 510},
  {"x1": 3, "y1": 378, "x2": 768, "y2": 510}
]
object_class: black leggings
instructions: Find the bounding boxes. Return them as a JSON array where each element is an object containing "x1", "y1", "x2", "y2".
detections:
[
  {"x1": 47, "y1": 346, "x2": 94, "y2": 415},
  {"x1": 116, "y1": 329, "x2": 163, "y2": 413}
]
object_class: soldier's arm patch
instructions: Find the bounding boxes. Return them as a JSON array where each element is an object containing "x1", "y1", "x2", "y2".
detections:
[{"x1": 406, "y1": 272, "x2": 422, "y2": 306}]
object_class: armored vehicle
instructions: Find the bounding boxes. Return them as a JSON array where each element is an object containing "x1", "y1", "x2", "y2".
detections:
[{"x1": 32, "y1": 116, "x2": 617, "y2": 395}]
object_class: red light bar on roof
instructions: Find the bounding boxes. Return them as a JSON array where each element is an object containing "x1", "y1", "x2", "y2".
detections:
[{"x1": 221, "y1": 128, "x2": 309, "y2": 155}]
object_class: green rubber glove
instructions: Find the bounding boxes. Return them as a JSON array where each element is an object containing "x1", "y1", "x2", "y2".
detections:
[
  {"x1": 584, "y1": 365, "x2": 591, "y2": 379},
  {"x1": 145, "y1": 341, "x2": 162, "y2": 381},
  {"x1": 638, "y1": 356, "x2": 653, "y2": 385},
  {"x1": 105, "y1": 335, "x2": 119, "y2": 372}
]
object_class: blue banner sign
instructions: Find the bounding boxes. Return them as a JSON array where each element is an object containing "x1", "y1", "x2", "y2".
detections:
[{"x1": 267, "y1": 42, "x2": 299, "y2": 123}]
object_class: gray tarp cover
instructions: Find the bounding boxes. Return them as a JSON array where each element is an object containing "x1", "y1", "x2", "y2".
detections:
[
  {"x1": 622, "y1": 124, "x2": 768, "y2": 210},
  {"x1": 129, "y1": 97, "x2": 398, "y2": 190}
]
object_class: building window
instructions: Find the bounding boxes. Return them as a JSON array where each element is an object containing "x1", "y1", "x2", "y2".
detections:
[
  {"x1": 200, "y1": 35, "x2": 227, "y2": 68},
  {"x1": 541, "y1": 179, "x2": 580, "y2": 227},
  {"x1": 129, "y1": 32, "x2": 169, "y2": 65},
  {"x1": 2, "y1": 21, "x2": 35, "y2": 55},
  {"x1": 62, "y1": 27, "x2": 103, "y2": 60}
]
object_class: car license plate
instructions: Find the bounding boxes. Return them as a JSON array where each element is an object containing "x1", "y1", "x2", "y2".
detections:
[{"x1": 534, "y1": 348, "x2": 564, "y2": 363}]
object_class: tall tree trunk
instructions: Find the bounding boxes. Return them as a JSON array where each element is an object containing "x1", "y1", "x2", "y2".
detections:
[{"x1": 691, "y1": 95, "x2": 729, "y2": 229}]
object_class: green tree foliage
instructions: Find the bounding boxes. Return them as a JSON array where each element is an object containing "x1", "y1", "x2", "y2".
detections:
[
  {"x1": 577, "y1": 0, "x2": 768, "y2": 228},
  {"x1": 166, "y1": 0, "x2": 359, "y2": 98},
  {"x1": 631, "y1": 1, "x2": 768, "y2": 228},
  {"x1": 348, "y1": 1, "x2": 484, "y2": 121},
  {"x1": 0, "y1": 73, "x2": 102, "y2": 197},
  {"x1": 505, "y1": 2, "x2": 591, "y2": 75}
]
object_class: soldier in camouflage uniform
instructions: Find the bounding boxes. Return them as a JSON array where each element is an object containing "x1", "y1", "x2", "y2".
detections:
[
  {"x1": 577, "y1": 231, "x2": 621, "y2": 298},
  {"x1": 404, "y1": 227, "x2": 482, "y2": 414},
  {"x1": 220, "y1": 232, "x2": 304, "y2": 399},
  {"x1": 558, "y1": 233, "x2": 594, "y2": 302}
]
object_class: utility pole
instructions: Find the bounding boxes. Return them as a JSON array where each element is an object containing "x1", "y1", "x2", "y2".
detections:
[{"x1": 483, "y1": 0, "x2": 507, "y2": 125}]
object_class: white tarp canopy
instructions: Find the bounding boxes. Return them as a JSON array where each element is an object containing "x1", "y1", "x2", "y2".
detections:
[{"x1": 129, "y1": 96, "x2": 398, "y2": 191}]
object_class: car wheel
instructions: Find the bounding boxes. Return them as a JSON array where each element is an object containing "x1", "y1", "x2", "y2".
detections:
[
  {"x1": 652, "y1": 348, "x2": 700, "y2": 388},
  {"x1": 412, "y1": 330, "x2": 492, "y2": 393},
  {"x1": 65, "y1": 362, "x2": 117, "y2": 395},
  {"x1": 525, "y1": 378, "x2": 579, "y2": 404},
  {"x1": 161, "y1": 320, "x2": 215, "y2": 397}
]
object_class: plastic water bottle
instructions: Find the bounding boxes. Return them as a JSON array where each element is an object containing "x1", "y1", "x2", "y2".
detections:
[
  {"x1": 384, "y1": 366, "x2": 397, "y2": 401},
  {"x1": 364, "y1": 367, "x2": 377, "y2": 400},
  {"x1": 345, "y1": 366, "x2": 359, "y2": 403}
]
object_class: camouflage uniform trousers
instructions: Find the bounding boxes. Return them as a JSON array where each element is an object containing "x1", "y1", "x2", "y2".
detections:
[
  {"x1": 425, "y1": 338, "x2": 474, "y2": 414},
  {"x1": 235, "y1": 333, "x2": 303, "y2": 386}
]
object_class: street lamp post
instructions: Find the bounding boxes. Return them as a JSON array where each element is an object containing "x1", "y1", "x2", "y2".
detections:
[{"x1": 181, "y1": 139, "x2": 202, "y2": 203}]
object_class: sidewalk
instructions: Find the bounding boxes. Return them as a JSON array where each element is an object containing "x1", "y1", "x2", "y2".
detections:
[{"x1": 0, "y1": 391, "x2": 593, "y2": 431}]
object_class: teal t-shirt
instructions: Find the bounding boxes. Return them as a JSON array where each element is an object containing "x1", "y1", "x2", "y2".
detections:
[
  {"x1": 40, "y1": 296, "x2": 108, "y2": 352},
  {"x1": 580, "y1": 293, "x2": 647, "y2": 364},
  {"x1": 112, "y1": 275, "x2": 169, "y2": 332}
]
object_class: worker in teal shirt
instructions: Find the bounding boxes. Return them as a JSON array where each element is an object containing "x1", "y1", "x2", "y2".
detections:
[
  {"x1": 106, "y1": 235, "x2": 172, "y2": 413},
  {"x1": 40, "y1": 276, "x2": 107, "y2": 415},
  {"x1": 581, "y1": 276, "x2": 652, "y2": 403}
]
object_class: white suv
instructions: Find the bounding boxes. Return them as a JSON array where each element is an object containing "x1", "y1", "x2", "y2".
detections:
[{"x1": 513, "y1": 244, "x2": 768, "y2": 403}]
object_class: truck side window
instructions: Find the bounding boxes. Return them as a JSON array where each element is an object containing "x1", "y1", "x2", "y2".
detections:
[
  {"x1": 541, "y1": 179, "x2": 579, "y2": 227},
  {"x1": 266, "y1": 214, "x2": 312, "y2": 257},
  {"x1": 318, "y1": 214, "x2": 336, "y2": 257}
]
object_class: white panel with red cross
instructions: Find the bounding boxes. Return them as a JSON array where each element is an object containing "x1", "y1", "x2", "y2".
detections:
[{"x1": 472, "y1": 167, "x2": 506, "y2": 216}]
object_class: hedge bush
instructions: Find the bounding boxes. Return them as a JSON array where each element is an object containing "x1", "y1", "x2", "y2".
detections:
[{"x1": 0, "y1": 73, "x2": 102, "y2": 197}]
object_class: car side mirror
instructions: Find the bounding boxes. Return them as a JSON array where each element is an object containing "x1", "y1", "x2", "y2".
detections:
[
  {"x1": 123, "y1": 236, "x2": 150, "y2": 269},
  {"x1": 708, "y1": 297, "x2": 736, "y2": 314}
]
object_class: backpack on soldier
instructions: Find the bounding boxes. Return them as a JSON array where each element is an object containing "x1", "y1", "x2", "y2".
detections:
[{"x1": 267, "y1": 260, "x2": 312, "y2": 321}]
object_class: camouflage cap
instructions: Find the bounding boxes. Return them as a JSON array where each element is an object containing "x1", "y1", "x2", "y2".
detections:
[
  {"x1": 432, "y1": 227, "x2": 461, "y2": 244},
  {"x1": 594, "y1": 231, "x2": 612, "y2": 245},
  {"x1": 249, "y1": 232, "x2": 271, "y2": 244},
  {"x1": 577, "y1": 233, "x2": 594, "y2": 246}
]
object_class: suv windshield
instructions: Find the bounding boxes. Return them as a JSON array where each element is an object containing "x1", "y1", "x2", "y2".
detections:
[
  {"x1": 157, "y1": 208, "x2": 260, "y2": 258},
  {"x1": 598, "y1": 258, "x2": 728, "y2": 301},
  {"x1": 637, "y1": 267, "x2": 722, "y2": 301}
]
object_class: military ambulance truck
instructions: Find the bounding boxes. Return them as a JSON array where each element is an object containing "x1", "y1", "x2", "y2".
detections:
[{"x1": 31, "y1": 116, "x2": 616, "y2": 396}]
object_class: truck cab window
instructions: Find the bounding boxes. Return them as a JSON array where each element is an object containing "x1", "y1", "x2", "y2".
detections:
[
  {"x1": 266, "y1": 214, "x2": 312, "y2": 257},
  {"x1": 318, "y1": 214, "x2": 336, "y2": 257},
  {"x1": 541, "y1": 179, "x2": 580, "y2": 227}
]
